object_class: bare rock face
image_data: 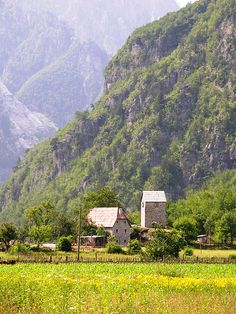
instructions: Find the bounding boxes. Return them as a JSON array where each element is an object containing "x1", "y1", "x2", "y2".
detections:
[{"x1": 0, "y1": 82, "x2": 57, "y2": 182}]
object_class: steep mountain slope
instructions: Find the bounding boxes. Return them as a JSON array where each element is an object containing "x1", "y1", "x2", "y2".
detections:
[
  {"x1": 1, "y1": 12, "x2": 72, "y2": 93},
  {"x1": 16, "y1": 0, "x2": 180, "y2": 55},
  {"x1": 16, "y1": 42, "x2": 108, "y2": 127},
  {"x1": 0, "y1": 1, "x2": 107, "y2": 128},
  {"x1": 0, "y1": 0, "x2": 30, "y2": 74},
  {"x1": 0, "y1": 0, "x2": 235, "y2": 223},
  {"x1": 0, "y1": 82, "x2": 56, "y2": 183}
]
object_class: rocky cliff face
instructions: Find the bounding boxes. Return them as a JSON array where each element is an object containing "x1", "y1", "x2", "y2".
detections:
[
  {"x1": 0, "y1": 0, "x2": 235, "y2": 223},
  {"x1": 0, "y1": 82, "x2": 57, "y2": 183}
]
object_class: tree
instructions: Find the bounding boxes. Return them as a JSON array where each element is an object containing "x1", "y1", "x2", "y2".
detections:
[
  {"x1": 215, "y1": 212, "x2": 236, "y2": 244},
  {"x1": 83, "y1": 187, "x2": 121, "y2": 211},
  {"x1": 53, "y1": 213, "x2": 76, "y2": 238},
  {"x1": 96, "y1": 226, "x2": 107, "y2": 236},
  {"x1": 128, "y1": 211, "x2": 140, "y2": 225},
  {"x1": 145, "y1": 228, "x2": 185, "y2": 260},
  {"x1": 24, "y1": 201, "x2": 55, "y2": 247},
  {"x1": 28, "y1": 225, "x2": 52, "y2": 248},
  {"x1": 0, "y1": 223, "x2": 17, "y2": 251},
  {"x1": 25, "y1": 201, "x2": 55, "y2": 227},
  {"x1": 173, "y1": 216, "x2": 198, "y2": 244}
]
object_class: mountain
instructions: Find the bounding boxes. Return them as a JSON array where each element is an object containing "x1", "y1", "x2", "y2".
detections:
[
  {"x1": 0, "y1": 1, "x2": 107, "y2": 127},
  {"x1": 16, "y1": 42, "x2": 108, "y2": 127},
  {"x1": 0, "y1": 82, "x2": 57, "y2": 183},
  {"x1": 0, "y1": 0, "x2": 179, "y2": 127},
  {"x1": 0, "y1": 2, "x2": 73, "y2": 91},
  {"x1": 0, "y1": 0, "x2": 235, "y2": 223},
  {"x1": 16, "y1": 0, "x2": 180, "y2": 55},
  {"x1": 0, "y1": 0, "x2": 179, "y2": 184}
]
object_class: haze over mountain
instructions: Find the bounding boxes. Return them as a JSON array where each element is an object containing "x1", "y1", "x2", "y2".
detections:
[
  {"x1": 0, "y1": 82, "x2": 56, "y2": 183},
  {"x1": 0, "y1": 0, "x2": 235, "y2": 223},
  {"x1": 0, "y1": 0, "x2": 179, "y2": 184},
  {"x1": 15, "y1": 0, "x2": 180, "y2": 55}
]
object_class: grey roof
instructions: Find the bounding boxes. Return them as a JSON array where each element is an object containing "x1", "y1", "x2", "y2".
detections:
[
  {"x1": 88, "y1": 207, "x2": 128, "y2": 228},
  {"x1": 141, "y1": 191, "x2": 167, "y2": 203}
]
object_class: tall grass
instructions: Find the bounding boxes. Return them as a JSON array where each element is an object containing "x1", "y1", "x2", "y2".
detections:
[{"x1": 0, "y1": 263, "x2": 236, "y2": 313}]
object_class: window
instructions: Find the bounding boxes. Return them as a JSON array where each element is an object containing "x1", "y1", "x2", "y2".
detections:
[
  {"x1": 124, "y1": 240, "x2": 126, "y2": 243},
  {"x1": 124, "y1": 221, "x2": 126, "y2": 224},
  {"x1": 116, "y1": 220, "x2": 119, "y2": 224},
  {"x1": 125, "y1": 229, "x2": 127, "y2": 233},
  {"x1": 116, "y1": 229, "x2": 118, "y2": 233}
]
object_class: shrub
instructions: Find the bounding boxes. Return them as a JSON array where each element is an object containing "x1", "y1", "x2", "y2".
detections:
[
  {"x1": 229, "y1": 254, "x2": 236, "y2": 260},
  {"x1": 30, "y1": 246, "x2": 53, "y2": 252},
  {"x1": 57, "y1": 237, "x2": 72, "y2": 252},
  {"x1": 128, "y1": 239, "x2": 141, "y2": 255},
  {"x1": 106, "y1": 242, "x2": 124, "y2": 254},
  {"x1": 10, "y1": 243, "x2": 30, "y2": 254},
  {"x1": 184, "y1": 247, "x2": 193, "y2": 256},
  {"x1": 145, "y1": 228, "x2": 185, "y2": 260},
  {"x1": 130, "y1": 226, "x2": 142, "y2": 240}
]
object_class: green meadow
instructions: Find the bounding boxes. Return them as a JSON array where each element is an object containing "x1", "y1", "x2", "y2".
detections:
[{"x1": 0, "y1": 263, "x2": 236, "y2": 314}]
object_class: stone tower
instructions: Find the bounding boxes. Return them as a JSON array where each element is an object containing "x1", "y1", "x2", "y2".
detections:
[{"x1": 141, "y1": 191, "x2": 167, "y2": 228}]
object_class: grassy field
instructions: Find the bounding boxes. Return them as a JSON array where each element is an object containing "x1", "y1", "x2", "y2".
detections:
[
  {"x1": 192, "y1": 249, "x2": 236, "y2": 258},
  {"x1": 0, "y1": 263, "x2": 236, "y2": 313},
  {"x1": 0, "y1": 248, "x2": 140, "y2": 262},
  {"x1": 1, "y1": 247, "x2": 236, "y2": 263}
]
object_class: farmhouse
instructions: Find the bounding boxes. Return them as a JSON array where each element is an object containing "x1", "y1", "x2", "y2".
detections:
[
  {"x1": 88, "y1": 207, "x2": 131, "y2": 245},
  {"x1": 141, "y1": 191, "x2": 167, "y2": 228}
]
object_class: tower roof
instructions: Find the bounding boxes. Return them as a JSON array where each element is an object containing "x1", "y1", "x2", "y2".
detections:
[{"x1": 141, "y1": 191, "x2": 167, "y2": 203}]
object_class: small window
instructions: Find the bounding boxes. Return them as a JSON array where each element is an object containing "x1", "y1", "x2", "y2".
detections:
[
  {"x1": 116, "y1": 229, "x2": 118, "y2": 233},
  {"x1": 117, "y1": 220, "x2": 119, "y2": 224},
  {"x1": 124, "y1": 240, "x2": 126, "y2": 243},
  {"x1": 124, "y1": 221, "x2": 126, "y2": 224},
  {"x1": 125, "y1": 229, "x2": 127, "y2": 233}
]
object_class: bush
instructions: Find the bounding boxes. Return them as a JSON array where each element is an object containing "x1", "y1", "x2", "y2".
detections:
[
  {"x1": 184, "y1": 247, "x2": 193, "y2": 256},
  {"x1": 145, "y1": 228, "x2": 185, "y2": 260},
  {"x1": 106, "y1": 242, "x2": 124, "y2": 254},
  {"x1": 30, "y1": 246, "x2": 53, "y2": 252},
  {"x1": 128, "y1": 239, "x2": 141, "y2": 255},
  {"x1": 130, "y1": 226, "x2": 142, "y2": 240},
  {"x1": 229, "y1": 254, "x2": 236, "y2": 260},
  {"x1": 10, "y1": 243, "x2": 30, "y2": 254},
  {"x1": 57, "y1": 237, "x2": 72, "y2": 252}
]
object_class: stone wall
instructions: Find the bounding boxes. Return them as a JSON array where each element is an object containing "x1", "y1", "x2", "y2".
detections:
[
  {"x1": 111, "y1": 219, "x2": 131, "y2": 246},
  {"x1": 141, "y1": 202, "x2": 166, "y2": 228}
]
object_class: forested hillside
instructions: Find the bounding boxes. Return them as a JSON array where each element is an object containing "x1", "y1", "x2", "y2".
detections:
[{"x1": 0, "y1": 0, "x2": 235, "y2": 223}]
